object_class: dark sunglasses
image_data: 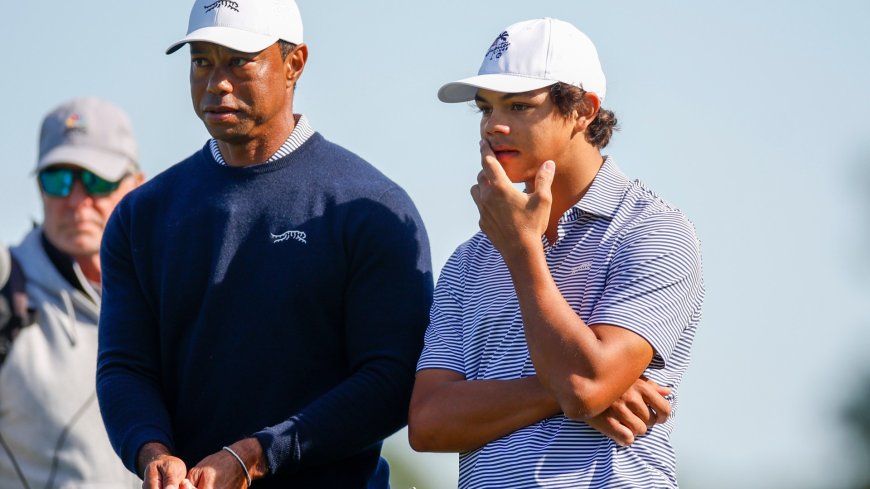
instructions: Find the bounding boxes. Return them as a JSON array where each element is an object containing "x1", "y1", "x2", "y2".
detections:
[{"x1": 38, "y1": 167, "x2": 126, "y2": 198}]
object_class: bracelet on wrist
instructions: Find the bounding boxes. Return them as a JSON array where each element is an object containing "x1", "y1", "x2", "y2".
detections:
[{"x1": 222, "y1": 446, "x2": 252, "y2": 487}]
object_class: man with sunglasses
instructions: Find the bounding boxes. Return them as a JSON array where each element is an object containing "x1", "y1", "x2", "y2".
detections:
[{"x1": 0, "y1": 97, "x2": 143, "y2": 488}]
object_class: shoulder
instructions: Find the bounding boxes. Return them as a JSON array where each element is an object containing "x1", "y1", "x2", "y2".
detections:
[
  {"x1": 105, "y1": 145, "x2": 211, "y2": 240},
  {"x1": 604, "y1": 181, "x2": 703, "y2": 282},
  {"x1": 130, "y1": 146, "x2": 209, "y2": 201},
  {"x1": 301, "y1": 134, "x2": 401, "y2": 199},
  {"x1": 438, "y1": 232, "x2": 496, "y2": 285},
  {"x1": 617, "y1": 181, "x2": 701, "y2": 249},
  {"x1": 114, "y1": 146, "x2": 210, "y2": 216}
]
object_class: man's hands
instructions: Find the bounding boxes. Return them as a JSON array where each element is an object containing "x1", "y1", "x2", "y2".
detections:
[
  {"x1": 139, "y1": 443, "x2": 188, "y2": 489},
  {"x1": 586, "y1": 377, "x2": 672, "y2": 446},
  {"x1": 470, "y1": 141, "x2": 555, "y2": 257},
  {"x1": 185, "y1": 448, "x2": 247, "y2": 489},
  {"x1": 140, "y1": 439, "x2": 266, "y2": 489}
]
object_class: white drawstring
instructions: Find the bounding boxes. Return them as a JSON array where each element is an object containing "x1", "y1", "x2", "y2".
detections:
[{"x1": 58, "y1": 290, "x2": 77, "y2": 347}]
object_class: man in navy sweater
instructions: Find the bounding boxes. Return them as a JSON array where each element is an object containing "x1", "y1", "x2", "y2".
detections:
[{"x1": 95, "y1": 1, "x2": 433, "y2": 488}]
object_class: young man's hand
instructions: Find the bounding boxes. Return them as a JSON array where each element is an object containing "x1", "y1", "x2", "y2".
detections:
[
  {"x1": 471, "y1": 141, "x2": 554, "y2": 259},
  {"x1": 585, "y1": 377, "x2": 671, "y2": 446}
]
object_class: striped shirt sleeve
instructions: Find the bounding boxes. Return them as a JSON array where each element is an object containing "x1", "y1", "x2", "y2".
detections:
[
  {"x1": 417, "y1": 254, "x2": 466, "y2": 375},
  {"x1": 587, "y1": 210, "x2": 703, "y2": 369}
]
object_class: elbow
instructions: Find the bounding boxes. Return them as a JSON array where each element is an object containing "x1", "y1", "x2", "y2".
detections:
[
  {"x1": 407, "y1": 407, "x2": 437, "y2": 452},
  {"x1": 407, "y1": 401, "x2": 457, "y2": 452},
  {"x1": 557, "y1": 376, "x2": 611, "y2": 421}
]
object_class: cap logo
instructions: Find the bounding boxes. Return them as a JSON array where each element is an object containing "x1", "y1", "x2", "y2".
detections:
[
  {"x1": 64, "y1": 114, "x2": 87, "y2": 132},
  {"x1": 485, "y1": 31, "x2": 510, "y2": 61},
  {"x1": 204, "y1": 0, "x2": 239, "y2": 13}
]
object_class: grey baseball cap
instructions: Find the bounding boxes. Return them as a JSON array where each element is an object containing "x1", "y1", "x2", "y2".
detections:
[{"x1": 36, "y1": 97, "x2": 139, "y2": 181}]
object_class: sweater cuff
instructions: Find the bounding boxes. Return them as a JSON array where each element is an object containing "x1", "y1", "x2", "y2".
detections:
[
  {"x1": 121, "y1": 428, "x2": 175, "y2": 475},
  {"x1": 252, "y1": 417, "x2": 304, "y2": 476}
]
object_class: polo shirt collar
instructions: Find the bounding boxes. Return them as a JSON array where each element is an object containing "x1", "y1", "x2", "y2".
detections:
[{"x1": 573, "y1": 156, "x2": 630, "y2": 219}]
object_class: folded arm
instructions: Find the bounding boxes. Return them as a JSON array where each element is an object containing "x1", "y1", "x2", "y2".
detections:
[{"x1": 409, "y1": 368, "x2": 670, "y2": 452}]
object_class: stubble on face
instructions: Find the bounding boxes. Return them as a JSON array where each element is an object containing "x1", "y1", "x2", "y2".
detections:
[{"x1": 189, "y1": 42, "x2": 293, "y2": 147}]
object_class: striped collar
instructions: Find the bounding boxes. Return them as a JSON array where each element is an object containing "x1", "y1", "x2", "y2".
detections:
[
  {"x1": 209, "y1": 114, "x2": 314, "y2": 166},
  {"x1": 543, "y1": 157, "x2": 629, "y2": 250},
  {"x1": 573, "y1": 156, "x2": 630, "y2": 219}
]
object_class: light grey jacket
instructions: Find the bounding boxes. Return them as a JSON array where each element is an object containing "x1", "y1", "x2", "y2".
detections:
[
  {"x1": 0, "y1": 228, "x2": 138, "y2": 489},
  {"x1": 0, "y1": 245, "x2": 9, "y2": 289}
]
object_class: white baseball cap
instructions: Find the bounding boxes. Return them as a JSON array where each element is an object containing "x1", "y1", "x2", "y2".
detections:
[
  {"x1": 166, "y1": 0, "x2": 304, "y2": 55},
  {"x1": 438, "y1": 18, "x2": 606, "y2": 103}
]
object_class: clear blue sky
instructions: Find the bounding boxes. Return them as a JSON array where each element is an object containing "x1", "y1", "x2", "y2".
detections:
[{"x1": 3, "y1": 2, "x2": 869, "y2": 488}]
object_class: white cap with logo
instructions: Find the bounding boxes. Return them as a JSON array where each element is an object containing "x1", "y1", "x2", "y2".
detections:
[
  {"x1": 166, "y1": 0, "x2": 303, "y2": 55},
  {"x1": 438, "y1": 18, "x2": 606, "y2": 103}
]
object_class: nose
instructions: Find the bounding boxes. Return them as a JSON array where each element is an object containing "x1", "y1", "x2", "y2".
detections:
[
  {"x1": 65, "y1": 180, "x2": 93, "y2": 208},
  {"x1": 206, "y1": 66, "x2": 233, "y2": 95},
  {"x1": 482, "y1": 112, "x2": 510, "y2": 136}
]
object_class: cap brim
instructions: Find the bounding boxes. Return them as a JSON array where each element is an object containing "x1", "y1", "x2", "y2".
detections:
[
  {"x1": 36, "y1": 146, "x2": 134, "y2": 181},
  {"x1": 166, "y1": 26, "x2": 279, "y2": 54},
  {"x1": 437, "y1": 74, "x2": 558, "y2": 103}
]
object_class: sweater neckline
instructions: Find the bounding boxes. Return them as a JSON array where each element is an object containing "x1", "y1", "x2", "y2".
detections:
[{"x1": 199, "y1": 132, "x2": 322, "y2": 176}]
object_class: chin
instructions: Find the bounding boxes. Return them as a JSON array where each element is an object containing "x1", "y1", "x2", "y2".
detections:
[
  {"x1": 61, "y1": 236, "x2": 100, "y2": 258},
  {"x1": 503, "y1": 168, "x2": 536, "y2": 185},
  {"x1": 206, "y1": 127, "x2": 251, "y2": 145}
]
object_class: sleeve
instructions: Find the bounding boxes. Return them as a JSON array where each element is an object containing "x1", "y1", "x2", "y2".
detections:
[
  {"x1": 96, "y1": 201, "x2": 175, "y2": 474},
  {"x1": 587, "y1": 211, "x2": 704, "y2": 369},
  {"x1": 416, "y1": 251, "x2": 466, "y2": 375},
  {"x1": 252, "y1": 186, "x2": 434, "y2": 475}
]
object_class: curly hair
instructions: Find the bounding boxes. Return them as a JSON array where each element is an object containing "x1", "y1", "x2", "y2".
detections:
[{"x1": 549, "y1": 83, "x2": 618, "y2": 149}]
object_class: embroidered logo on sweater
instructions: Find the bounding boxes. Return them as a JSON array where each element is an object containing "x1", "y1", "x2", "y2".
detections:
[{"x1": 271, "y1": 230, "x2": 307, "y2": 244}]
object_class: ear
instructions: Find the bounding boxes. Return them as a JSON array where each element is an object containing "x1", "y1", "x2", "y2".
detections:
[
  {"x1": 573, "y1": 92, "x2": 601, "y2": 133},
  {"x1": 131, "y1": 172, "x2": 146, "y2": 188},
  {"x1": 285, "y1": 43, "x2": 309, "y2": 88}
]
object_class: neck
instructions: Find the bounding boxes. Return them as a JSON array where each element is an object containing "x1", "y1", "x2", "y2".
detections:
[
  {"x1": 218, "y1": 116, "x2": 296, "y2": 167},
  {"x1": 541, "y1": 144, "x2": 604, "y2": 242},
  {"x1": 75, "y1": 254, "x2": 101, "y2": 285}
]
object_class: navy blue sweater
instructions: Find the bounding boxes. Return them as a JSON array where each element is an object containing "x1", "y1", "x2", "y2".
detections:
[{"x1": 97, "y1": 134, "x2": 433, "y2": 488}]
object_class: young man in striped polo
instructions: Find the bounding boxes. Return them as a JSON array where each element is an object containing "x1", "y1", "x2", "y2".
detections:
[{"x1": 409, "y1": 18, "x2": 704, "y2": 488}]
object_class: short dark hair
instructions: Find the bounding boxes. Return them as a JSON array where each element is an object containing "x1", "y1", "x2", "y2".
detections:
[
  {"x1": 549, "y1": 83, "x2": 618, "y2": 149},
  {"x1": 278, "y1": 40, "x2": 296, "y2": 59}
]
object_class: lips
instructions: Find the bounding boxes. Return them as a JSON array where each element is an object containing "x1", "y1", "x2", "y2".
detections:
[
  {"x1": 202, "y1": 105, "x2": 240, "y2": 123},
  {"x1": 490, "y1": 144, "x2": 520, "y2": 161}
]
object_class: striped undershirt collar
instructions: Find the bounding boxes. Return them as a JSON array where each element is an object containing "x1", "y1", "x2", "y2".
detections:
[{"x1": 209, "y1": 114, "x2": 314, "y2": 166}]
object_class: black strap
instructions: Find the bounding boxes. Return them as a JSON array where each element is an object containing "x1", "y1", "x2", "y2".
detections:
[{"x1": 0, "y1": 254, "x2": 37, "y2": 367}]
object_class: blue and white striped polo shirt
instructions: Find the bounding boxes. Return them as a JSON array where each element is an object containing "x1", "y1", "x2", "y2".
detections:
[
  {"x1": 418, "y1": 157, "x2": 704, "y2": 489},
  {"x1": 209, "y1": 114, "x2": 314, "y2": 165}
]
